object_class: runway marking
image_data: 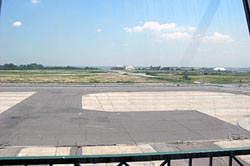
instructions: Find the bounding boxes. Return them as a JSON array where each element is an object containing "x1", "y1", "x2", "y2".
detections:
[
  {"x1": 82, "y1": 91, "x2": 250, "y2": 125},
  {"x1": 0, "y1": 92, "x2": 36, "y2": 114}
]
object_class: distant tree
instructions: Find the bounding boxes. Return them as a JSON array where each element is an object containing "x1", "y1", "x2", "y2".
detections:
[
  {"x1": 183, "y1": 70, "x2": 189, "y2": 80},
  {"x1": 0, "y1": 63, "x2": 97, "y2": 70},
  {"x1": 30, "y1": 63, "x2": 44, "y2": 69},
  {"x1": 3, "y1": 63, "x2": 17, "y2": 70},
  {"x1": 47, "y1": 66, "x2": 81, "y2": 70},
  {"x1": 83, "y1": 67, "x2": 100, "y2": 70},
  {"x1": 16, "y1": 63, "x2": 45, "y2": 70}
]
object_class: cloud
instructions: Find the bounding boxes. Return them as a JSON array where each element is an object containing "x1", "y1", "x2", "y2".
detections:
[
  {"x1": 160, "y1": 32, "x2": 192, "y2": 40},
  {"x1": 124, "y1": 21, "x2": 196, "y2": 40},
  {"x1": 31, "y1": 0, "x2": 40, "y2": 4},
  {"x1": 124, "y1": 21, "x2": 196, "y2": 33},
  {"x1": 124, "y1": 22, "x2": 177, "y2": 32},
  {"x1": 96, "y1": 29, "x2": 102, "y2": 33},
  {"x1": 12, "y1": 21, "x2": 22, "y2": 27},
  {"x1": 203, "y1": 32, "x2": 233, "y2": 42},
  {"x1": 124, "y1": 21, "x2": 233, "y2": 42},
  {"x1": 188, "y1": 27, "x2": 197, "y2": 32}
]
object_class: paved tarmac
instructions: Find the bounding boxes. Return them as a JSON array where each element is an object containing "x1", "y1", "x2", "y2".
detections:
[{"x1": 0, "y1": 85, "x2": 250, "y2": 146}]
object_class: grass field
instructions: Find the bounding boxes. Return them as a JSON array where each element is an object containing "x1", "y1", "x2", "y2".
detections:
[
  {"x1": 129, "y1": 70, "x2": 250, "y2": 84},
  {"x1": 0, "y1": 70, "x2": 158, "y2": 83},
  {"x1": 0, "y1": 69, "x2": 250, "y2": 84}
]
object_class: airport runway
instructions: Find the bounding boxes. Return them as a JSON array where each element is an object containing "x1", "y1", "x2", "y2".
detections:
[{"x1": 0, "y1": 85, "x2": 250, "y2": 146}]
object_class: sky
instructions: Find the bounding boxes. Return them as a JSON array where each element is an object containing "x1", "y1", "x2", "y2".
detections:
[{"x1": 0, "y1": 0, "x2": 250, "y2": 67}]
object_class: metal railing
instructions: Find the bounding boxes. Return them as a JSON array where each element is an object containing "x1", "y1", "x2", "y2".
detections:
[{"x1": 1, "y1": 147, "x2": 250, "y2": 166}]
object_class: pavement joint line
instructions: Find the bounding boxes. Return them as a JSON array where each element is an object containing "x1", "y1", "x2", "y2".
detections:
[
  {"x1": 95, "y1": 94, "x2": 104, "y2": 111},
  {"x1": 106, "y1": 93, "x2": 115, "y2": 111}
]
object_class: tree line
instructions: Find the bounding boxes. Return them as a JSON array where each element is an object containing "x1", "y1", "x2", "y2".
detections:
[{"x1": 0, "y1": 63, "x2": 99, "y2": 70}]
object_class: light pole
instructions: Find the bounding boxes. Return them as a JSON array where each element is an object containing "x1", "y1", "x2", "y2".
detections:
[
  {"x1": 0, "y1": 0, "x2": 2, "y2": 16},
  {"x1": 243, "y1": 0, "x2": 250, "y2": 34}
]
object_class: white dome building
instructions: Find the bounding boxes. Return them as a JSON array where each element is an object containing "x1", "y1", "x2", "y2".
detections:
[
  {"x1": 125, "y1": 66, "x2": 135, "y2": 70},
  {"x1": 213, "y1": 67, "x2": 226, "y2": 71}
]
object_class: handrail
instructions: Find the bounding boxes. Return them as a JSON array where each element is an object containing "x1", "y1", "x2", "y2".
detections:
[{"x1": 1, "y1": 147, "x2": 250, "y2": 165}]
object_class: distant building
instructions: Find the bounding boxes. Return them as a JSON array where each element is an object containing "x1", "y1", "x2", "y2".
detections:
[
  {"x1": 111, "y1": 65, "x2": 125, "y2": 70},
  {"x1": 213, "y1": 67, "x2": 226, "y2": 71},
  {"x1": 150, "y1": 66, "x2": 161, "y2": 70},
  {"x1": 125, "y1": 66, "x2": 135, "y2": 70}
]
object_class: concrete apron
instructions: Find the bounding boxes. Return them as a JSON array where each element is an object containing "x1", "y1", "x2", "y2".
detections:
[
  {"x1": 82, "y1": 91, "x2": 250, "y2": 126},
  {"x1": 0, "y1": 92, "x2": 36, "y2": 114}
]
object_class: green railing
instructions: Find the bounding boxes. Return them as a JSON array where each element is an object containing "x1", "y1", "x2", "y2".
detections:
[{"x1": 1, "y1": 147, "x2": 250, "y2": 166}]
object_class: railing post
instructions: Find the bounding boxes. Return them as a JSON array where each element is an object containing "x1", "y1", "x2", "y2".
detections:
[
  {"x1": 233, "y1": 156, "x2": 244, "y2": 166},
  {"x1": 168, "y1": 159, "x2": 171, "y2": 166},
  {"x1": 229, "y1": 153, "x2": 233, "y2": 166},
  {"x1": 209, "y1": 156, "x2": 213, "y2": 166},
  {"x1": 160, "y1": 160, "x2": 168, "y2": 166},
  {"x1": 117, "y1": 162, "x2": 129, "y2": 166},
  {"x1": 74, "y1": 162, "x2": 80, "y2": 166},
  {"x1": 189, "y1": 157, "x2": 192, "y2": 166}
]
